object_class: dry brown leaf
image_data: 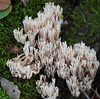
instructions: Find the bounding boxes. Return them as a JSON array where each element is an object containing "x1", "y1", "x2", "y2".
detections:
[
  {"x1": 61, "y1": 20, "x2": 68, "y2": 29},
  {"x1": 8, "y1": 46, "x2": 23, "y2": 54},
  {"x1": 0, "y1": 0, "x2": 11, "y2": 10}
]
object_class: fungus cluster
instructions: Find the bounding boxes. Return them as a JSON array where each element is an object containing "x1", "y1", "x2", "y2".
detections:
[
  {"x1": 55, "y1": 42, "x2": 99, "y2": 96},
  {"x1": 36, "y1": 75, "x2": 59, "y2": 99},
  {"x1": 6, "y1": 2, "x2": 99, "y2": 98}
]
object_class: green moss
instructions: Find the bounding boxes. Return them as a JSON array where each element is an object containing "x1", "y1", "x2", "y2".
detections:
[
  {"x1": 0, "y1": 88, "x2": 11, "y2": 99},
  {"x1": 71, "y1": 0, "x2": 100, "y2": 44},
  {"x1": 53, "y1": 0, "x2": 100, "y2": 45}
]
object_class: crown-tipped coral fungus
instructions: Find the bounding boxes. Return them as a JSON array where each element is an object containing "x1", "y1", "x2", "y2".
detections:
[{"x1": 6, "y1": 2, "x2": 99, "y2": 98}]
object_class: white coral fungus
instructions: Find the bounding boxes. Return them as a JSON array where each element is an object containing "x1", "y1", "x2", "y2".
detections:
[
  {"x1": 36, "y1": 75, "x2": 59, "y2": 99},
  {"x1": 6, "y1": 2, "x2": 99, "y2": 98},
  {"x1": 55, "y1": 42, "x2": 99, "y2": 96}
]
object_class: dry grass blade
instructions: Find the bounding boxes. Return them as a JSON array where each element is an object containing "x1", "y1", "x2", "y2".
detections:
[{"x1": 91, "y1": 87, "x2": 100, "y2": 99}]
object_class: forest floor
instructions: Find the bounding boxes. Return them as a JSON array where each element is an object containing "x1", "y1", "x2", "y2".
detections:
[{"x1": 0, "y1": 0, "x2": 100, "y2": 99}]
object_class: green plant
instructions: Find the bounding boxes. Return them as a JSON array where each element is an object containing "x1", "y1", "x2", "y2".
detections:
[{"x1": 0, "y1": 88, "x2": 11, "y2": 99}]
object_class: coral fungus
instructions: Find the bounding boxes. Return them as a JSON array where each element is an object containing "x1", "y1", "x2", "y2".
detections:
[
  {"x1": 6, "y1": 2, "x2": 99, "y2": 98},
  {"x1": 55, "y1": 42, "x2": 99, "y2": 96},
  {"x1": 36, "y1": 75, "x2": 59, "y2": 99}
]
